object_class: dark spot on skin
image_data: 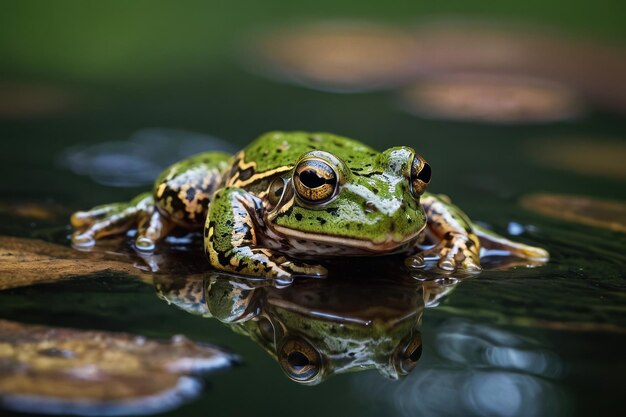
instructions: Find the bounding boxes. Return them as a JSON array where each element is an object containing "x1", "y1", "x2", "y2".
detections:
[
  {"x1": 217, "y1": 250, "x2": 231, "y2": 267},
  {"x1": 295, "y1": 213, "x2": 303, "y2": 221},
  {"x1": 316, "y1": 217, "x2": 327, "y2": 225},
  {"x1": 326, "y1": 207, "x2": 339, "y2": 216},
  {"x1": 238, "y1": 167, "x2": 255, "y2": 181},
  {"x1": 408, "y1": 218, "x2": 413, "y2": 224},
  {"x1": 371, "y1": 187, "x2": 379, "y2": 194}
]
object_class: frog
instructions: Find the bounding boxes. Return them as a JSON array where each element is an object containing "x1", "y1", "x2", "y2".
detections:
[
  {"x1": 154, "y1": 269, "x2": 458, "y2": 384},
  {"x1": 71, "y1": 131, "x2": 548, "y2": 279}
]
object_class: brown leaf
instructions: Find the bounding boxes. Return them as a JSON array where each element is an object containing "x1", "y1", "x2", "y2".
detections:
[
  {"x1": 520, "y1": 193, "x2": 626, "y2": 233},
  {"x1": 0, "y1": 236, "x2": 148, "y2": 290},
  {"x1": 0, "y1": 319, "x2": 236, "y2": 415}
]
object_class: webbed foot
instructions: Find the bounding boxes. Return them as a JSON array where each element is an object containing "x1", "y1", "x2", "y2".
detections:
[
  {"x1": 71, "y1": 193, "x2": 173, "y2": 252},
  {"x1": 408, "y1": 232, "x2": 482, "y2": 274}
]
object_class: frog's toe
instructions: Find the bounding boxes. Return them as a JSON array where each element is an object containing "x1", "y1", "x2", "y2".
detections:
[
  {"x1": 438, "y1": 257, "x2": 456, "y2": 272},
  {"x1": 70, "y1": 204, "x2": 125, "y2": 228},
  {"x1": 457, "y1": 257, "x2": 482, "y2": 273},
  {"x1": 134, "y1": 210, "x2": 174, "y2": 253},
  {"x1": 71, "y1": 230, "x2": 96, "y2": 248}
]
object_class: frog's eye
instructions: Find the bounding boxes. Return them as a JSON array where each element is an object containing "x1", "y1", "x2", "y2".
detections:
[
  {"x1": 410, "y1": 155, "x2": 431, "y2": 197},
  {"x1": 293, "y1": 159, "x2": 338, "y2": 204},
  {"x1": 278, "y1": 337, "x2": 323, "y2": 383},
  {"x1": 393, "y1": 332, "x2": 423, "y2": 375}
]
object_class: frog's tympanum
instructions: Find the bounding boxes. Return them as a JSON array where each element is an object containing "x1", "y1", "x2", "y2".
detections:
[
  {"x1": 72, "y1": 132, "x2": 548, "y2": 279},
  {"x1": 154, "y1": 271, "x2": 456, "y2": 384}
]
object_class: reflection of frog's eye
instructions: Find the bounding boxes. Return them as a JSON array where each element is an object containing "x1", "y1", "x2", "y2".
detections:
[
  {"x1": 410, "y1": 155, "x2": 431, "y2": 197},
  {"x1": 393, "y1": 332, "x2": 422, "y2": 375},
  {"x1": 267, "y1": 177, "x2": 286, "y2": 207},
  {"x1": 278, "y1": 337, "x2": 323, "y2": 383},
  {"x1": 293, "y1": 159, "x2": 338, "y2": 204}
]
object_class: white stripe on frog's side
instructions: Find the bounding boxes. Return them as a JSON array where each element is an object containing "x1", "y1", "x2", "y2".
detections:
[{"x1": 259, "y1": 222, "x2": 423, "y2": 258}]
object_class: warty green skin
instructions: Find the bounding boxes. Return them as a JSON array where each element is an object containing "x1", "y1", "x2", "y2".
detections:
[{"x1": 71, "y1": 131, "x2": 550, "y2": 279}]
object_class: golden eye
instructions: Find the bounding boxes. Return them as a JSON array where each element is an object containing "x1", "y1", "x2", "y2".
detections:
[
  {"x1": 393, "y1": 333, "x2": 423, "y2": 375},
  {"x1": 278, "y1": 337, "x2": 322, "y2": 383},
  {"x1": 410, "y1": 155, "x2": 431, "y2": 197},
  {"x1": 267, "y1": 177, "x2": 286, "y2": 207},
  {"x1": 293, "y1": 159, "x2": 338, "y2": 204}
]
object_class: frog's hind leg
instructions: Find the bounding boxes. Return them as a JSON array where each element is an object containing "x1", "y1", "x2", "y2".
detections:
[
  {"x1": 411, "y1": 193, "x2": 483, "y2": 273},
  {"x1": 410, "y1": 193, "x2": 549, "y2": 273},
  {"x1": 473, "y1": 224, "x2": 549, "y2": 261},
  {"x1": 71, "y1": 192, "x2": 172, "y2": 250}
]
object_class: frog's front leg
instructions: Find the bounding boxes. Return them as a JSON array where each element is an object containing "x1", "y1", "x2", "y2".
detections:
[
  {"x1": 71, "y1": 192, "x2": 174, "y2": 251},
  {"x1": 71, "y1": 152, "x2": 230, "y2": 251},
  {"x1": 205, "y1": 187, "x2": 327, "y2": 281},
  {"x1": 411, "y1": 193, "x2": 483, "y2": 273}
]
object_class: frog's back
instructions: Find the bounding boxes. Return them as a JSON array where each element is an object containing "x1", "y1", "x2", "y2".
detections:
[{"x1": 242, "y1": 131, "x2": 380, "y2": 173}]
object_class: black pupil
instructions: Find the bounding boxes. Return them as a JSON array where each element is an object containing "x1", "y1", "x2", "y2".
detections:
[
  {"x1": 287, "y1": 351, "x2": 310, "y2": 370},
  {"x1": 408, "y1": 344, "x2": 422, "y2": 362},
  {"x1": 417, "y1": 163, "x2": 431, "y2": 183},
  {"x1": 300, "y1": 169, "x2": 326, "y2": 188}
]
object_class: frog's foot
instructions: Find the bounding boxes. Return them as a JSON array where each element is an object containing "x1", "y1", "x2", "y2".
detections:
[
  {"x1": 205, "y1": 187, "x2": 328, "y2": 281},
  {"x1": 410, "y1": 232, "x2": 482, "y2": 273},
  {"x1": 71, "y1": 193, "x2": 173, "y2": 251}
]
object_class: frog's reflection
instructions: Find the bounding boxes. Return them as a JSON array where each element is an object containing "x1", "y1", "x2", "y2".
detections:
[{"x1": 154, "y1": 267, "x2": 457, "y2": 385}]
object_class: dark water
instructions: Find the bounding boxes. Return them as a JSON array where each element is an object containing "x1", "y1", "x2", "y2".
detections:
[{"x1": 1, "y1": 3, "x2": 626, "y2": 417}]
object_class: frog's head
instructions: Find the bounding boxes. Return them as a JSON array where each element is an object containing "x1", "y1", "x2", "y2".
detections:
[{"x1": 265, "y1": 147, "x2": 432, "y2": 254}]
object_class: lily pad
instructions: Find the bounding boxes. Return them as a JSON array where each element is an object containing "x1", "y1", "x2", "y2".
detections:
[
  {"x1": 520, "y1": 194, "x2": 626, "y2": 233},
  {"x1": 0, "y1": 319, "x2": 236, "y2": 415}
]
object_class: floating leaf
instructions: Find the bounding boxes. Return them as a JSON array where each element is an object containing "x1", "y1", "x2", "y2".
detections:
[
  {"x1": 520, "y1": 194, "x2": 626, "y2": 233},
  {"x1": 0, "y1": 319, "x2": 236, "y2": 415},
  {"x1": 0, "y1": 236, "x2": 146, "y2": 290},
  {"x1": 0, "y1": 83, "x2": 75, "y2": 119},
  {"x1": 528, "y1": 138, "x2": 626, "y2": 180},
  {"x1": 400, "y1": 74, "x2": 583, "y2": 123},
  {"x1": 247, "y1": 19, "x2": 626, "y2": 112},
  {"x1": 246, "y1": 21, "x2": 419, "y2": 92}
]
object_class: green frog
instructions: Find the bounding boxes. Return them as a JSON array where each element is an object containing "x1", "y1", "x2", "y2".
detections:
[
  {"x1": 71, "y1": 131, "x2": 548, "y2": 279},
  {"x1": 154, "y1": 271, "x2": 457, "y2": 384}
]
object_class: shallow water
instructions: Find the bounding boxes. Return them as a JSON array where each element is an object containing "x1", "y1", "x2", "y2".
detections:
[{"x1": 1, "y1": 10, "x2": 626, "y2": 417}]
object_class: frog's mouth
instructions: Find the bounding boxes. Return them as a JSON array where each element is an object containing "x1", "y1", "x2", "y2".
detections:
[{"x1": 265, "y1": 223, "x2": 425, "y2": 256}]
